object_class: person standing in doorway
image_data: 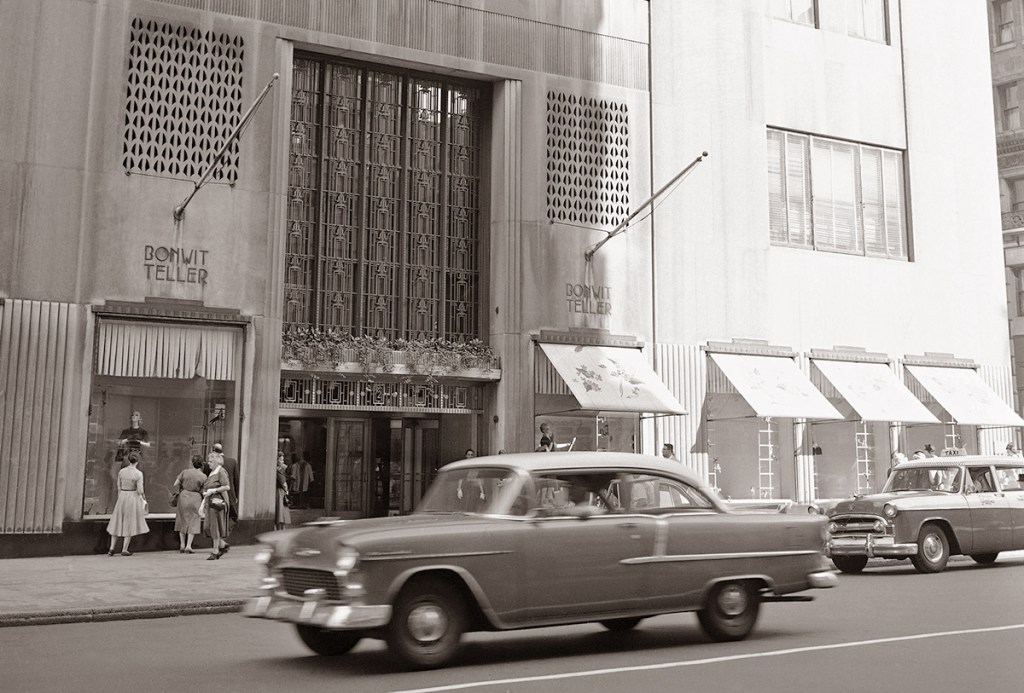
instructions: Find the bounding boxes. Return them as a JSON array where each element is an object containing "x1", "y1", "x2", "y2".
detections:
[
  {"x1": 274, "y1": 451, "x2": 291, "y2": 531},
  {"x1": 106, "y1": 450, "x2": 149, "y2": 556},
  {"x1": 661, "y1": 443, "x2": 679, "y2": 461},
  {"x1": 289, "y1": 453, "x2": 314, "y2": 509}
]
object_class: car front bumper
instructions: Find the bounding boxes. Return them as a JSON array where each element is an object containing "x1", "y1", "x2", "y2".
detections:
[
  {"x1": 827, "y1": 534, "x2": 917, "y2": 558},
  {"x1": 242, "y1": 590, "x2": 391, "y2": 630}
]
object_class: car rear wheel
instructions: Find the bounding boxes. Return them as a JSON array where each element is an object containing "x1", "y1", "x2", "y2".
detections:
[
  {"x1": 970, "y1": 553, "x2": 999, "y2": 565},
  {"x1": 697, "y1": 580, "x2": 760, "y2": 642},
  {"x1": 295, "y1": 625, "x2": 362, "y2": 656},
  {"x1": 387, "y1": 577, "x2": 466, "y2": 669},
  {"x1": 910, "y1": 523, "x2": 949, "y2": 574},
  {"x1": 831, "y1": 555, "x2": 868, "y2": 574},
  {"x1": 599, "y1": 617, "x2": 643, "y2": 632}
]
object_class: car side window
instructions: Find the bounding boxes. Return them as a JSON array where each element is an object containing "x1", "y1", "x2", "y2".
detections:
[
  {"x1": 533, "y1": 473, "x2": 617, "y2": 517},
  {"x1": 619, "y1": 473, "x2": 713, "y2": 513},
  {"x1": 997, "y1": 467, "x2": 1024, "y2": 492},
  {"x1": 967, "y1": 466, "x2": 996, "y2": 493}
]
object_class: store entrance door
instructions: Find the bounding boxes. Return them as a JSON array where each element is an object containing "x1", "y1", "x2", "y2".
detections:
[{"x1": 368, "y1": 417, "x2": 440, "y2": 517}]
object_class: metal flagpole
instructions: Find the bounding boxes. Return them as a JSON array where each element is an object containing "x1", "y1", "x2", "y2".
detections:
[
  {"x1": 584, "y1": 150, "x2": 708, "y2": 262},
  {"x1": 173, "y1": 72, "x2": 280, "y2": 221}
]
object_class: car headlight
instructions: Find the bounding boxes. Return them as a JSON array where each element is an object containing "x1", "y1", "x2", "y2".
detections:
[
  {"x1": 335, "y1": 544, "x2": 359, "y2": 573},
  {"x1": 254, "y1": 543, "x2": 274, "y2": 565},
  {"x1": 883, "y1": 503, "x2": 898, "y2": 519},
  {"x1": 827, "y1": 521, "x2": 838, "y2": 534}
]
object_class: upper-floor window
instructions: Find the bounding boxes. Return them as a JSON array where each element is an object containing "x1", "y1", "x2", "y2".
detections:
[
  {"x1": 846, "y1": 0, "x2": 887, "y2": 42},
  {"x1": 1000, "y1": 82, "x2": 1022, "y2": 131},
  {"x1": 767, "y1": 128, "x2": 908, "y2": 260},
  {"x1": 994, "y1": 0, "x2": 1016, "y2": 46},
  {"x1": 767, "y1": 0, "x2": 817, "y2": 27}
]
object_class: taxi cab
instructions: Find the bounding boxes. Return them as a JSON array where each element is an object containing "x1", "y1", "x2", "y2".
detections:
[{"x1": 826, "y1": 455, "x2": 1024, "y2": 574}]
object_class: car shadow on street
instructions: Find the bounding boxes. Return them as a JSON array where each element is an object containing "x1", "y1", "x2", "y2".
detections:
[
  {"x1": 256, "y1": 616, "x2": 821, "y2": 676},
  {"x1": 839, "y1": 554, "x2": 1024, "y2": 577}
]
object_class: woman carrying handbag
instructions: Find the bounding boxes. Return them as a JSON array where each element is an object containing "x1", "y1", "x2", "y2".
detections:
[{"x1": 201, "y1": 451, "x2": 232, "y2": 560}]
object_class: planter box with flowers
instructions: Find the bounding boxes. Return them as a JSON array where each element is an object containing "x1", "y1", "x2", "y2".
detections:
[{"x1": 280, "y1": 329, "x2": 501, "y2": 381}]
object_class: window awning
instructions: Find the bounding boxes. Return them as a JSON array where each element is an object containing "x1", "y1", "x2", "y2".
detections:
[
  {"x1": 538, "y1": 343, "x2": 687, "y2": 415},
  {"x1": 709, "y1": 352, "x2": 842, "y2": 420},
  {"x1": 904, "y1": 365, "x2": 1024, "y2": 427},
  {"x1": 812, "y1": 359, "x2": 939, "y2": 424}
]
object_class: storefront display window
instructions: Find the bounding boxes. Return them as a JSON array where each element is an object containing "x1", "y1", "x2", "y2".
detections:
[
  {"x1": 531, "y1": 414, "x2": 637, "y2": 453},
  {"x1": 83, "y1": 320, "x2": 242, "y2": 517}
]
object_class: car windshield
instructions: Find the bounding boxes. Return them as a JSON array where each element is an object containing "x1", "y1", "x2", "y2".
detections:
[
  {"x1": 417, "y1": 467, "x2": 526, "y2": 515},
  {"x1": 883, "y1": 466, "x2": 962, "y2": 493}
]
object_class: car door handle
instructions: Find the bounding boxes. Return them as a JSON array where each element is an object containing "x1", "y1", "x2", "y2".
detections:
[{"x1": 618, "y1": 522, "x2": 638, "y2": 529}]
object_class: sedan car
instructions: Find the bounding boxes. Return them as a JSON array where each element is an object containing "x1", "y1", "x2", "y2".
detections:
[
  {"x1": 826, "y1": 455, "x2": 1024, "y2": 574},
  {"x1": 243, "y1": 451, "x2": 837, "y2": 669}
]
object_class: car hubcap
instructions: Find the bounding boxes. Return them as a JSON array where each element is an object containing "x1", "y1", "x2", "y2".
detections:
[
  {"x1": 922, "y1": 534, "x2": 943, "y2": 562},
  {"x1": 407, "y1": 603, "x2": 447, "y2": 643},
  {"x1": 718, "y1": 585, "x2": 747, "y2": 616}
]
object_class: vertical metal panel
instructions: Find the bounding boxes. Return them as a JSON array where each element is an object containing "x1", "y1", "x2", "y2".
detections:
[
  {"x1": 653, "y1": 344, "x2": 707, "y2": 478},
  {"x1": 0, "y1": 300, "x2": 85, "y2": 533}
]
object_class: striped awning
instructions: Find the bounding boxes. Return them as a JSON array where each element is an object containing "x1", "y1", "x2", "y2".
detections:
[{"x1": 97, "y1": 320, "x2": 240, "y2": 380}]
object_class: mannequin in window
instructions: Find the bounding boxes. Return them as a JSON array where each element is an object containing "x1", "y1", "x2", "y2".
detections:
[{"x1": 117, "y1": 411, "x2": 151, "y2": 463}]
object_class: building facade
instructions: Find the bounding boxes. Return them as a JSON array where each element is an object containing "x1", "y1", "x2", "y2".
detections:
[{"x1": 1, "y1": 0, "x2": 1017, "y2": 556}]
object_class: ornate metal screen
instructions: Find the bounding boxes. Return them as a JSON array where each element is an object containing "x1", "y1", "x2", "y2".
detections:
[{"x1": 286, "y1": 56, "x2": 483, "y2": 342}]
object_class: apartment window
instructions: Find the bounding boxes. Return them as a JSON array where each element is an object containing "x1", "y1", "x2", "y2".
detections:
[
  {"x1": 767, "y1": 0, "x2": 817, "y2": 27},
  {"x1": 995, "y1": 0, "x2": 1016, "y2": 46},
  {"x1": 767, "y1": 129, "x2": 907, "y2": 259},
  {"x1": 846, "y1": 0, "x2": 887, "y2": 42},
  {"x1": 1010, "y1": 178, "x2": 1024, "y2": 211},
  {"x1": 1014, "y1": 268, "x2": 1024, "y2": 317},
  {"x1": 1001, "y1": 82, "x2": 1022, "y2": 131}
]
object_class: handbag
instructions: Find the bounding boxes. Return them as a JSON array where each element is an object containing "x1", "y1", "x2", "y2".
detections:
[
  {"x1": 168, "y1": 488, "x2": 180, "y2": 508},
  {"x1": 209, "y1": 495, "x2": 226, "y2": 509},
  {"x1": 282, "y1": 493, "x2": 291, "y2": 508}
]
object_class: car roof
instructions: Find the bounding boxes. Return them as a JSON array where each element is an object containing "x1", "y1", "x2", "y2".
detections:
[
  {"x1": 894, "y1": 455, "x2": 1024, "y2": 470},
  {"x1": 442, "y1": 451, "x2": 703, "y2": 484}
]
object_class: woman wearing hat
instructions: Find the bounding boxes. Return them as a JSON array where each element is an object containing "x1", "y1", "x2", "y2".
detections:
[{"x1": 106, "y1": 450, "x2": 149, "y2": 556}]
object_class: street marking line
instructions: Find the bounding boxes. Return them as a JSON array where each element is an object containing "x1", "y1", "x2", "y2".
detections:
[{"x1": 391, "y1": 623, "x2": 1024, "y2": 693}]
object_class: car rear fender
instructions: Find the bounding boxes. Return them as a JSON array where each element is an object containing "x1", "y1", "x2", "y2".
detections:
[{"x1": 385, "y1": 565, "x2": 501, "y2": 630}]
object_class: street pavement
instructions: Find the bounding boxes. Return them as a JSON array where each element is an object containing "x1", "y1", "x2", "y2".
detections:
[{"x1": 0, "y1": 544, "x2": 263, "y2": 627}]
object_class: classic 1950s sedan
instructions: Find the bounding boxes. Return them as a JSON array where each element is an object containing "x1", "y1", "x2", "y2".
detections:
[
  {"x1": 827, "y1": 455, "x2": 1024, "y2": 574},
  {"x1": 243, "y1": 452, "x2": 837, "y2": 668}
]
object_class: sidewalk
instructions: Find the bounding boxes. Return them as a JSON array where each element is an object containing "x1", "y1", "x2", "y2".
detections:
[{"x1": 0, "y1": 544, "x2": 263, "y2": 627}]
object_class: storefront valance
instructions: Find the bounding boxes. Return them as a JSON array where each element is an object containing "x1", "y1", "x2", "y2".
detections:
[
  {"x1": 538, "y1": 343, "x2": 687, "y2": 415},
  {"x1": 97, "y1": 320, "x2": 240, "y2": 380},
  {"x1": 812, "y1": 359, "x2": 939, "y2": 424},
  {"x1": 904, "y1": 365, "x2": 1024, "y2": 427}
]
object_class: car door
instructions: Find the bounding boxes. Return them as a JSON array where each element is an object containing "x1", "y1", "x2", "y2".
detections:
[
  {"x1": 964, "y1": 465, "x2": 1013, "y2": 553},
  {"x1": 518, "y1": 473, "x2": 659, "y2": 623},
  {"x1": 995, "y1": 464, "x2": 1024, "y2": 550}
]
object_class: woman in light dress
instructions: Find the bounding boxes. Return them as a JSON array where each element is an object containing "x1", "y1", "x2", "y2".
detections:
[
  {"x1": 106, "y1": 450, "x2": 149, "y2": 556},
  {"x1": 173, "y1": 455, "x2": 207, "y2": 553}
]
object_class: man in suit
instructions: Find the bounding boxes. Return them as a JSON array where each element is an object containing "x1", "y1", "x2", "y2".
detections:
[{"x1": 213, "y1": 443, "x2": 240, "y2": 530}]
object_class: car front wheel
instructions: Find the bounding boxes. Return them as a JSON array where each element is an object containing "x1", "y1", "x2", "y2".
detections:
[
  {"x1": 697, "y1": 580, "x2": 760, "y2": 642},
  {"x1": 295, "y1": 625, "x2": 362, "y2": 656},
  {"x1": 910, "y1": 522, "x2": 950, "y2": 574},
  {"x1": 831, "y1": 555, "x2": 868, "y2": 574},
  {"x1": 970, "y1": 553, "x2": 999, "y2": 565},
  {"x1": 387, "y1": 577, "x2": 466, "y2": 669}
]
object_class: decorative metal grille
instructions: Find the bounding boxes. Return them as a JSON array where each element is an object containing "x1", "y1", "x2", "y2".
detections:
[
  {"x1": 122, "y1": 18, "x2": 244, "y2": 182},
  {"x1": 286, "y1": 56, "x2": 483, "y2": 343},
  {"x1": 280, "y1": 376, "x2": 477, "y2": 412},
  {"x1": 546, "y1": 91, "x2": 630, "y2": 228}
]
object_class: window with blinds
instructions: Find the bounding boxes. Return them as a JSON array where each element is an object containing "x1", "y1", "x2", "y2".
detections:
[
  {"x1": 767, "y1": 128, "x2": 907, "y2": 259},
  {"x1": 845, "y1": 0, "x2": 888, "y2": 43}
]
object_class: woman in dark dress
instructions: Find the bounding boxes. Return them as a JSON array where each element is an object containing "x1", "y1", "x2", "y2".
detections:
[
  {"x1": 173, "y1": 455, "x2": 207, "y2": 553},
  {"x1": 201, "y1": 453, "x2": 232, "y2": 560}
]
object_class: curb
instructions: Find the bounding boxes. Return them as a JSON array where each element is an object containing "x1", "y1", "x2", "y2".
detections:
[{"x1": 0, "y1": 599, "x2": 245, "y2": 627}]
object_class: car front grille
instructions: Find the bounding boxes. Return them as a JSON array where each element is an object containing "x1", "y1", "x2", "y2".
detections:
[
  {"x1": 830, "y1": 515, "x2": 885, "y2": 535},
  {"x1": 280, "y1": 568, "x2": 342, "y2": 600}
]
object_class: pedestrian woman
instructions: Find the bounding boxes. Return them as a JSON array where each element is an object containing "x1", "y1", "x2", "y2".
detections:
[
  {"x1": 274, "y1": 451, "x2": 291, "y2": 531},
  {"x1": 106, "y1": 450, "x2": 149, "y2": 556},
  {"x1": 173, "y1": 455, "x2": 207, "y2": 554},
  {"x1": 201, "y1": 450, "x2": 232, "y2": 560}
]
